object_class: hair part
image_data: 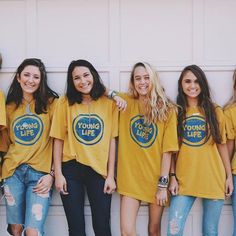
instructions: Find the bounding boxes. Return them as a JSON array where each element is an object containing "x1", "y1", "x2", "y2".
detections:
[
  {"x1": 128, "y1": 62, "x2": 174, "y2": 124},
  {"x1": 6, "y1": 58, "x2": 58, "y2": 114},
  {"x1": 177, "y1": 64, "x2": 221, "y2": 144},
  {"x1": 66, "y1": 59, "x2": 106, "y2": 105}
]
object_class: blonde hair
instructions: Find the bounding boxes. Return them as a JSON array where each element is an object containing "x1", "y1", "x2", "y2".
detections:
[
  {"x1": 224, "y1": 69, "x2": 236, "y2": 108},
  {"x1": 128, "y1": 62, "x2": 175, "y2": 124}
]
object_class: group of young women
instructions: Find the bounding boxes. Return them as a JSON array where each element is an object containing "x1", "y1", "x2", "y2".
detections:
[{"x1": 0, "y1": 58, "x2": 235, "y2": 236}]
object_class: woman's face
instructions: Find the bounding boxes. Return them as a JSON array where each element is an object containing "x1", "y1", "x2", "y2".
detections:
[
  {"x1": 181, "y1": 71, "x2": 201, "y2": 100},
  {"x1": 72, "y1": 66, "x2": 94, "y2": 95},
  {"x1": 17, "y1": 65, "x2": 41, "y2": 99},
  {"x1": 133, "y1": 66, "x2": 151, "y2": 98}
]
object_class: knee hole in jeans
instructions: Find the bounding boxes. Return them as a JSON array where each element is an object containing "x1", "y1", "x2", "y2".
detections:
[{"x1": 169, "y1": 218, "x2": 181, "y2": 235}]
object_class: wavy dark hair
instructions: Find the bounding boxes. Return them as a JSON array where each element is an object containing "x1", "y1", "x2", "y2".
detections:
[
  {"x1": 177, "y1": 64, "x2": 221, "y2": 144},
  {"x1": 6, "y1": 58, "x2": 58, "y2": 114},
  {"x1": 66, "y1": 59, "x2": 106, "y2": 105}
]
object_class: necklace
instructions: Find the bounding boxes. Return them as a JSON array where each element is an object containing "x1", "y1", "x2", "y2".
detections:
[{"x1": 23, "y1": 97, "x2": 33, "y2": 115}]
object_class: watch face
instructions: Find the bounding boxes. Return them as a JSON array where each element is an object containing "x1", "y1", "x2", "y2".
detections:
[{"x1": 159, "y1": 176, "x2": 168, "y2": 184}]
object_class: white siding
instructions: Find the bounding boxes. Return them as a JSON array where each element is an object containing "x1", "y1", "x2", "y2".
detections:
[{"x1": 0, "y1": 0, "x2": 235, "y2": 235}]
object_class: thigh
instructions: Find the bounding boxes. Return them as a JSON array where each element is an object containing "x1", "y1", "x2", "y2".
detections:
[
  {"x1": 3, "y1": 171, "x2": 26, "y2": 225},
  {"x1": 167, "y1": 195, "x2": 196, "y2": 236},
  {"x1": 24, "y1": 168, "x2": 52, "y2": 234},
  {"x1": 120, "y1": 195, "x2": 141, "y2": 235},
  {"x1": 86, "y1": 169, "x2": 112, "y2": 236},
  {"x1": 202, "y1": 198, "x2": 224, "y2": 236},
  {"x1": 62, "y1": 161, "x2": 86, "y2": 236}
]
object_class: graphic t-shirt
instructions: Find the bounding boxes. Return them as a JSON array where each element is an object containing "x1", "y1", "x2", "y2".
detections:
[
  {"x1": 50, "y1": 95, "x2": 118, "y2": 177},
  {"x1": 2, "y1": 99, "x2": 57, "y2": 179},
  {"x1": 117, "y1": 94, "x2": 179, "y2": 203},
  {"x1": 176, "y1": 106, "x2": 226, "y2": 199},
  {"x1": 224, "y1": 104, "x2": 236, "y2": 174}
]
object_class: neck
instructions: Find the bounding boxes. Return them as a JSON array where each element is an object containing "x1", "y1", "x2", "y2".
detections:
[
  {"x1": 82, "y1": 94, "x2": 92, "y2": 104},
  {"x1": 187, "y1": 97, "x2": 198, "y2": 108},
  {"x1": 22, "y1": 94, "x2": 34, "y2": 104}
]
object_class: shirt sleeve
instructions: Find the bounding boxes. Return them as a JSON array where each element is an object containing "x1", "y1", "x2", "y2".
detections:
[
  {"x1": 50, "y1": 96, "x2": 68, "y2": 140},
  {"x1": 215, "y1": 106, "x2": 227, "y2": 144},
  {"x1": 224, "y1": 106, "x2": 235, "y2": 140},
  {"x1": 0, "y1": 91, "x2": 6, "y2": 127},
  {"x1": 162, "y1": 108, "x2": 179, "y2": 153}
]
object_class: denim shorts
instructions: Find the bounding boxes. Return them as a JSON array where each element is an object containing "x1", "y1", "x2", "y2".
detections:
[{"x1": 3, "y1": 164, "x2": 52, "y2": 236}]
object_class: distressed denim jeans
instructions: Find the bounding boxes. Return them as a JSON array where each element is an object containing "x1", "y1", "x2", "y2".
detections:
[
  {"x1": 232, "y1": 175, "x2": 236, "y2": 236},
  {"x1": 167, "y1": 195, "x2": 224, "y2": 236},
  {"x1": 3, "y1": 164, "x2": 52, "y2": 236}
]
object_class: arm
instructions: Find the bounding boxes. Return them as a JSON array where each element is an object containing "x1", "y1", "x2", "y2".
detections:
[
  {"x1": 168, "y1": 153, "x2": 179, "y2": 195},
  {"x1": 156, "y1": 151, "x2": 172, "y2": 206},
  {"x1": 103, "y1": 137, "x2": 116, "y2": 194},
  {"x1": 53, "y1": 138, "x2": 68, "y2": 194},
  {"x1": 226, "y1": 139, "x2": 235, "y2": 161},
  {"x1": 105, "y1": 88, "x2": 127, "y2": 111},
  {"x1": 217, "y1": 143, "x2": 233, "y2": 197}
]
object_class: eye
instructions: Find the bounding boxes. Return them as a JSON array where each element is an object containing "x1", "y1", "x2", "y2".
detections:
[
  {"x1": 73, "y1": 76, "x2": 80, "y2": 81},
  {"x1": 134, "y1": 76, "x2": 141, "y2": 81},
  {"x1": 84, "y1": 73, "x2": 90, "y2": 77},
  {"x1": 144, "y1": 76, "x2": 149, "y2": 80}
]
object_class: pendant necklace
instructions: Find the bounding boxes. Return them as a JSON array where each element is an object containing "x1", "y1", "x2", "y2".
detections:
[{"x1": 23, "y1": 97, "x2": 33, "y2": 115}]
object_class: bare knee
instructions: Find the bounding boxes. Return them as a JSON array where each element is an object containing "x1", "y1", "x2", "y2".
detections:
[
  {"x1": 121, "y1": 226, "x2": 136, "y2": 236},
  {"x1": 148, "y1": 222, "x2": 161, "y2": 236},
  {"x1": 25, "y1": 227, "x2": 40, "y2": 236},
  {"x1": 10, "y1": 224, "x2": 23, "y2": 236}
]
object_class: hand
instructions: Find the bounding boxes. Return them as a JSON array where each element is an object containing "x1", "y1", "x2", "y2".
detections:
[
  {"x1": 225, "y1": 176, "x2": 233, "y2": 198},
  {"x1": 103, "y1": 176, "x2": 116, "y2": 194},
  {"x1": 55, "y1": 173, "x2": 68, "y2": 195},
  {"x1": 113, "y1": 96, "x2": 127, "y2": 111},
  {"x1": 33, "y1": 174, "x2": 54, "y2": 194},
  {"x1": 168, "y1": 176, "x2": 179, "y2": 196},
  {"x1": 156, "y1": 188, "x2": 168, "y2": 206}
]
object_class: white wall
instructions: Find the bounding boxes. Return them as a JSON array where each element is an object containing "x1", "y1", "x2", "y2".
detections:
[{"x1": 0, "y1": 0, "x2": 236, "y2": 235}]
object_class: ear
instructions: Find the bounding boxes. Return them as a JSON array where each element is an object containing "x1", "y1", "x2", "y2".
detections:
[{"x1": 16, "y1": 73, "x2": 21, "y2": 83}]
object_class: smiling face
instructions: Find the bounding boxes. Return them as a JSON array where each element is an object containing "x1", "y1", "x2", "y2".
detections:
[
  {"x1": 17, "y1": 65, "x2": 41, "y2": 100},
  {"x1": 133, "y1": 66, "x2": 151, "y2": 99},
  {"x1": 181, "y1": 70, "x2": 201, "y2": 102},
  {"x1": 72, "y1": 66, "x2": 94, "y2": 96}
]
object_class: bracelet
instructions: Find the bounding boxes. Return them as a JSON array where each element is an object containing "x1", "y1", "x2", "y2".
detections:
[
  {"x1": 49, "y1": 169, "x2": 55, "y2": 178},
  {"x1": 108, "y1": 90, "x2": 117, "y2": 99},
  {"x1": 169, "y1": 173, "x2": 176, "y2": 177}
]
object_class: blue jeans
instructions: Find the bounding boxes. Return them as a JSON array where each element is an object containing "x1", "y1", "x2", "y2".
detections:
[
  {"x1": 167, "y1": 195, "x2": 224, "y2": 236},
  {"x1": 61, "y1": 160, "x2": 112, "y2": 236},
  {"x1": 232, "y1": 175, "x2": 236, "y2": 236},
  {"x1": 3, "y1": 164, "x2": 52, "y2": 236}
]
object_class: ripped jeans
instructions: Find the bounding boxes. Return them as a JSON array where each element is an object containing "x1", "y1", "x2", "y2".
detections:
[
  {"x1": 3, "y1": 164, "x2": 52, "y2": 236},
  {"x1": 167, "y1": 195, "x2": 224, "y2": 236}
]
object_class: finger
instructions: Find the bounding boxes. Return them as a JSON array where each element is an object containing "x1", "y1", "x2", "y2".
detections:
[{"x1": 63, "y1": 181, "x2": 68, "y2": 192}]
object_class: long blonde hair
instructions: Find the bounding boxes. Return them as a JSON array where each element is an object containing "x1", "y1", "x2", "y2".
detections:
[
  {"x1": 128, "y1": 62, "x2": 174, "y2": 124},
  {"x1": 224, "y1": 69, "x2": 236, "y2": 108}
]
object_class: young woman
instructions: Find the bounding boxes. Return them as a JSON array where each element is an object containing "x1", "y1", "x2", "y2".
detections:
[
  {"x1": 224, "y1": 69, "x2": 236, "y2": 236},
  {"x1": 50, "y1": 59, "x2": 118, "y2": 236},
  {"x1": 114, "y1": 62, "x2": 179, "y2": 236},
  {"x1": 167, "y1": 64, "x2": 233, "y2": 236},
  {"x1": 2, "y1": 58, "x2": 58, "y2": 236}
]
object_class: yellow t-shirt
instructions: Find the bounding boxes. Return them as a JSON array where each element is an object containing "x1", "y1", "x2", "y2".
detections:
[
  {"x1": 0, "y1": 90, "x2": 7, "y2": 152},
  {"x1": 176, "y1": 106, "x2": 226, "y2": 199},
  {"x1": 117, "y1": 94, "x2": 179, "y2": 203},
  {"x1": 2, "y1": 99, "x2": 57, "y2": 179},
  {"x1": 224, "y1": 104, "x2": 236, "y2": 174},
  {"x1": 50, "y1": 95, "x2": 118, "y2": 177}
]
